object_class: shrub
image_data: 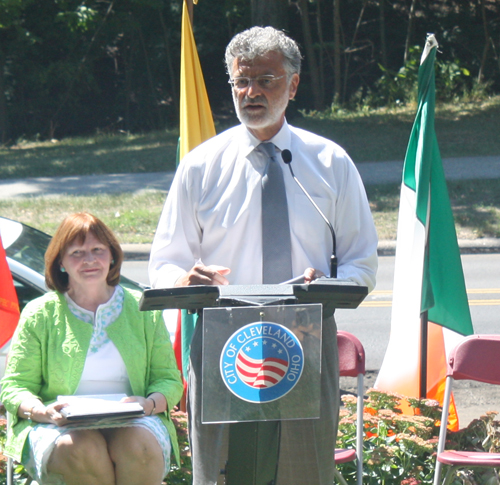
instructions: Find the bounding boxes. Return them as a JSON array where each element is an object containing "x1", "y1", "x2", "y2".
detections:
[
  {"x1": 3, "y1": 397, "x2": 500, "y2": 484},
  {"x1": 337, "y1": 389, "x2": 500, "y2": 484}
]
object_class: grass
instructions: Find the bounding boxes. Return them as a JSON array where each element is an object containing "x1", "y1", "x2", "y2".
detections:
[
  {"x1": 0, "y1": 131, "x2": 179, "y2": 179},
  {"x1": 1, "y1": 178, "x2": 499, "y2": 244},
  {"x1": 1, "y1": 96, "x2": 500, "y2": 180},
  {"x1": 368, "y1": 179, "x2": 500, "y2": 240},
  {"x1": 1, "y1": 96, "x2": 500, "y2": 243},
  {"x1": 0, "y1": 192, "x2": 166, "y2": 244},
  {"x1": 295, "y1": 95, "x2": 500, "y2": 162}
]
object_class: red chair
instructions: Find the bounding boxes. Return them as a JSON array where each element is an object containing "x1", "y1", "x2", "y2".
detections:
[
  {"x1": 434, "y1": 334, "x2": 500, "y2": 485},
  {"x1": 335, "y1": 331, "x2": 366, "y2": 485}
]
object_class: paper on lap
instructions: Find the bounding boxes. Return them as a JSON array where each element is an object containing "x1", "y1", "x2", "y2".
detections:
[{"x1": 57, "y1": 394, "x2": 144, "y2": 421}]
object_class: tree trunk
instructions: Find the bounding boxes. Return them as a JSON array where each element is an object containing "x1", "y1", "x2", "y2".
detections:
[
  {"x1": 478, "y1": 0, "x2": 490, "y2": 84},
  {"x1": 333, "y1": 0, "x2": 342, "y2": 102},
  {"x1": 379, "y1": 0, "x2": 387, "y2": 68},
  {"x1": 159, "y1": 10, "x2": 179, "y2": 114},
  {"x1": 404, "y1": 0, "x2": 417, "y2": 65},
  {"x1": 343, "y1": 0, "x2": 368, "y2": 102},
  {"x1": 49, "y1": 0, "x2": 115, "y2": 138},
  {"x1": 298, "y1": 0, "x2": 324, "y2": 109},
  {"x1": 0, "y1": 50, "x2": 7, "y2": 144},
  {"x1": 251, "y1": 0, "x2": 288, "y2": 30},
  {"x1": 315, "y1": 0, "x2": 325, "y2": 104},
  {"x1": 138, "y1": 24, "x2": 163, "y2": 129}
]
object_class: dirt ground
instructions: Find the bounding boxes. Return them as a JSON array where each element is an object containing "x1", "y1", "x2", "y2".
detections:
[{"x1": 341, "y1": 371, "x2": 500, "y2": 429}]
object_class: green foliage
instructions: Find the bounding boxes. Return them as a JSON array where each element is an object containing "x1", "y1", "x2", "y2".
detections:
[
  {"x1": 56, "y1": 5, "x2": 98, "y2": 32},
  {"x1": 337, "y1": 389, "x2": 500, "y2": 485},
  {"x1": 165, "y1": 411, "x2": 192, "y2": 484},
  {"x1": 337, "y1": 389, "x2": 440, "y2": 484},
  {"x1": 1, "y1": 0, "x2": 500, "y2": 141},
  {"x1": 360, "y1": 45, "x2": 473, "y2": 109}
]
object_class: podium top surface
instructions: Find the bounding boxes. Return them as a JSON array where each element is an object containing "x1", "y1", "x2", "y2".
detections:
[{"x1": 139, "y1": 278, "x2": 368, "y2": 312}]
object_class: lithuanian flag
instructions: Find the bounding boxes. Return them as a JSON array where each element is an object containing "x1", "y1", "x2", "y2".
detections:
[
  {"x1": 375, "y1": 34, "x2": 474, "y2": 431},
  {"x1": 174, "y1": 0, "x2": 216, "y2": 388}
]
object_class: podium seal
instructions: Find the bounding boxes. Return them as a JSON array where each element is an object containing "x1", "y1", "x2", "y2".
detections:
[{"x1": 220, "y1": 321, "x2": 304, "y2": 403}]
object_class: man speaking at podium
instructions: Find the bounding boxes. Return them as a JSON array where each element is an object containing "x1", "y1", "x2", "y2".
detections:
[{"x1": 149, "y1": 26, "x2": 377, "y2": 485}]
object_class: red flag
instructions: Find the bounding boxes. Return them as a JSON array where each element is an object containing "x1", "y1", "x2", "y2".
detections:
[{"x1": 0, "y1": 234, "x2": 20, "y2": 348}]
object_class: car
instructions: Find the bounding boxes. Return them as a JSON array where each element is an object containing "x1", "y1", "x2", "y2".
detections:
[{"x1": 0, "y1": 216, "x2": 146, "y2": 379}]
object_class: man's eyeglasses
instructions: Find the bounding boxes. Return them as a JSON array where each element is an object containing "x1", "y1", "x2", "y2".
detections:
[{"x1": 228, "y1": 75, "x2": 285, "y2": 91}]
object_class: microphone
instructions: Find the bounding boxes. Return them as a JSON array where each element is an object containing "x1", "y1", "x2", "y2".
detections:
[{"x1": 281, "y1": 149, "x2": 338, "y2": 278}]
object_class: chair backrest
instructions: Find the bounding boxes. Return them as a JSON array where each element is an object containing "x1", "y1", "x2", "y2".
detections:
[
  {"x1": 448, "y1": 335, "x2": 500, "y2": 384},
  {"x1": 338, "y1": 331, "x2": 365, "y2": 377}
]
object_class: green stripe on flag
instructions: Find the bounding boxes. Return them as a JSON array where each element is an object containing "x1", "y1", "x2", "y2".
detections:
[{"x1": 403, "y1": 35, "x2": 473, "y2": 336}]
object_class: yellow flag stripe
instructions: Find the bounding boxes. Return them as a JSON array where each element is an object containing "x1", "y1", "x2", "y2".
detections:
[{"x1": 179, "y1": 0, "x2": 216, "y2": 160}]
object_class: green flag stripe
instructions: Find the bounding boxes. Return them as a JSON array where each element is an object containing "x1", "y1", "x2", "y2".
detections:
[{"x1": 403, "y1": 35, "x2": 473, "y2": 336}]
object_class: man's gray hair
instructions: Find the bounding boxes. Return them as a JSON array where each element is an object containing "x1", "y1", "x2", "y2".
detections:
[{"x1": 225, "y1": 26, "x2": 302, "y2": 78}]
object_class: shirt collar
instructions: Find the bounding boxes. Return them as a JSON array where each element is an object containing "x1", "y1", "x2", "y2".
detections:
[
  {"x1": 268, "y1": 119, "x2": 292, "y2": 154},
  {"x1": 239, "y1": 119, "x2": 292, "y2": 156}
]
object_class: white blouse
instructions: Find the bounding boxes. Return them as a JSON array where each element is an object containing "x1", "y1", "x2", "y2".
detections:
[{"x1": 65, "y1": 286, "x2": 133, "y2": 396}]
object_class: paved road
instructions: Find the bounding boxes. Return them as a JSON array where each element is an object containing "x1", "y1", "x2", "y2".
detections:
[
  {"x1": 3, "y1": 155, "x2": 498, "y2": 427},
  {"x1": 3, "y1": 154, "x2": 500, "y2": 256},
  {"x1": 1, "y1": 155, "x2": 500, "y2": 200}
]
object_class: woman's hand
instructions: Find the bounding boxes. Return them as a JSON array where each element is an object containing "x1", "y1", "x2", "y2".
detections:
[
  {"x1": 121, "y1": 395, "x2": 151, "y2": 414},
  {"x1": 42, "y1": 402, "x2": 70, "y2": 426},
  {"x1": 122, "y1": 393, "x2": 167, "y2": 417},
  {"x1": 18, "y1": 400, "x2": 69, "y2": 426}
]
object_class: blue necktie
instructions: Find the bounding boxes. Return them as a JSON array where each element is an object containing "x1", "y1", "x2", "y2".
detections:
[{"x1": 260, "y1": 142, "x2": 292, "y2": 284}]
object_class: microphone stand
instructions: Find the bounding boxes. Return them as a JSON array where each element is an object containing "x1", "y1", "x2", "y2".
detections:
[{"x1": 281, "y1": 150, "x2": 337, "y2": 278}]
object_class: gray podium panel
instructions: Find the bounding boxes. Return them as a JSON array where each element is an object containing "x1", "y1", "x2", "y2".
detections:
[{"x1": 202, "y1": 304, "x2": 322, "y2": 424}]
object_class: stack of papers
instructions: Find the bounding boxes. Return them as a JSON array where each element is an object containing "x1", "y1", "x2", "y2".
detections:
[{"x1": 58, "y1": 394, "x2": 144, "y2": 421}]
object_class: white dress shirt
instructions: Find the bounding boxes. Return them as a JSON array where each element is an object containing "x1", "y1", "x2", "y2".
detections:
[{"x1": 149, "y1": 121, "x2": 378, "y2": 291}]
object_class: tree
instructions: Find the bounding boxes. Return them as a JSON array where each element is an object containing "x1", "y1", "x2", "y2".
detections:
[
  {"x1": 251, "y1": 0, "x2": 288, "y2": 30},
  {"x1": 0, "y1": 0, "x2": 35, "y2": 143}
]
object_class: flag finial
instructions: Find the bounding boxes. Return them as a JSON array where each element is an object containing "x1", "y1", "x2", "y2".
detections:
[{"x1": 421, "y1": 34, "x2": 438, "y2": 65}]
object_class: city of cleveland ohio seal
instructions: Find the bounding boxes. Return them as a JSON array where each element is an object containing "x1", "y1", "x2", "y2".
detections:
[{"x1": 220, "y1": 321, "x2": 304, "y2": 403}]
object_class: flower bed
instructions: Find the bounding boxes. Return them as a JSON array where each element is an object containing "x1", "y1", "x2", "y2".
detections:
[
  {"x1": 337, "y1": 389, "x2": 500, "y2": 484},
  {"x1": 2, "y1": 394, "x2": 500, "y2": 484}
]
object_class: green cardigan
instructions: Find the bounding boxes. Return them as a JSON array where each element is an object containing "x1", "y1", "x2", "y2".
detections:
[{"x1": 0, "y1": 287, "x2": 184, "y2": 465}]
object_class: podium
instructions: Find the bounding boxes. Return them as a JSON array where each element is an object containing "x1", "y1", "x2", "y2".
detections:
[
  {"x1": 139, "y1": 277, "x2": 367, "y2": 315},
  {"x1": 140, "y1": 278, "x2": 367, "y2": 484}
]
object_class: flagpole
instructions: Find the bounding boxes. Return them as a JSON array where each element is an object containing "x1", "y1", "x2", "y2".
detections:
[
  {"x1": 419, "y1": 310, "x2": 428, "y2": 398},
  {"x1": 420, "y1": 210, "x2": 431, "y2": 399},
  {"x1": 186, "y1": 0, "x2": 194, "y2": 23}
]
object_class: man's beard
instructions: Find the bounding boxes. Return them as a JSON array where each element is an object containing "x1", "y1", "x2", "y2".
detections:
[{"x1": 233, "y1": 91, "x2": 289, "y2": 131}]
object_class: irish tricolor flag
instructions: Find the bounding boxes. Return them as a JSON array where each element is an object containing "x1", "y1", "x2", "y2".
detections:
[{"x1": 375, "y1": 34, "x2": 473, "y2": 430}]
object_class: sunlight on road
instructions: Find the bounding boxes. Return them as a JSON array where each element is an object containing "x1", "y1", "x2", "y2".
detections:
[{"x1": 361, "y1": 289, "x2": 500, "y2": 307}]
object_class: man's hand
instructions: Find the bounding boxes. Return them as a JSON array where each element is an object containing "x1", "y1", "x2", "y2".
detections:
[
  {"x1": 175, "y1": 263, "x2": 231, "y2": 287},
  {"x1": 303, "y1": 267, "x2": 326, "y2": 284}
]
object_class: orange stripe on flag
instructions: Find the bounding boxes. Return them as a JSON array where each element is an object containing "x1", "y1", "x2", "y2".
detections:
[{"x1": 427, "y1": 322, "x2": 459, "y2": 431}]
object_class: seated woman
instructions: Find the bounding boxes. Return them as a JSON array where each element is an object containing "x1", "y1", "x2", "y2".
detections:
[{"x1": 1, "y1": 212, "x2": 183, "y2": 485}]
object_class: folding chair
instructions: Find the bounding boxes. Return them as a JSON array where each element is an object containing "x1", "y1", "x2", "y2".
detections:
[
  {"x1": 433, "y1": 334, "x2": 500, "y2": 485},
  {"x1": 335, "y1": 330, "x2": 366, "y2": 485},
  {"x1": 5, "y1": 353, "x2": 34, "y2": 485},
  {"x1": 6, "y1": 413, "x2": 34, "y2": 485}
]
